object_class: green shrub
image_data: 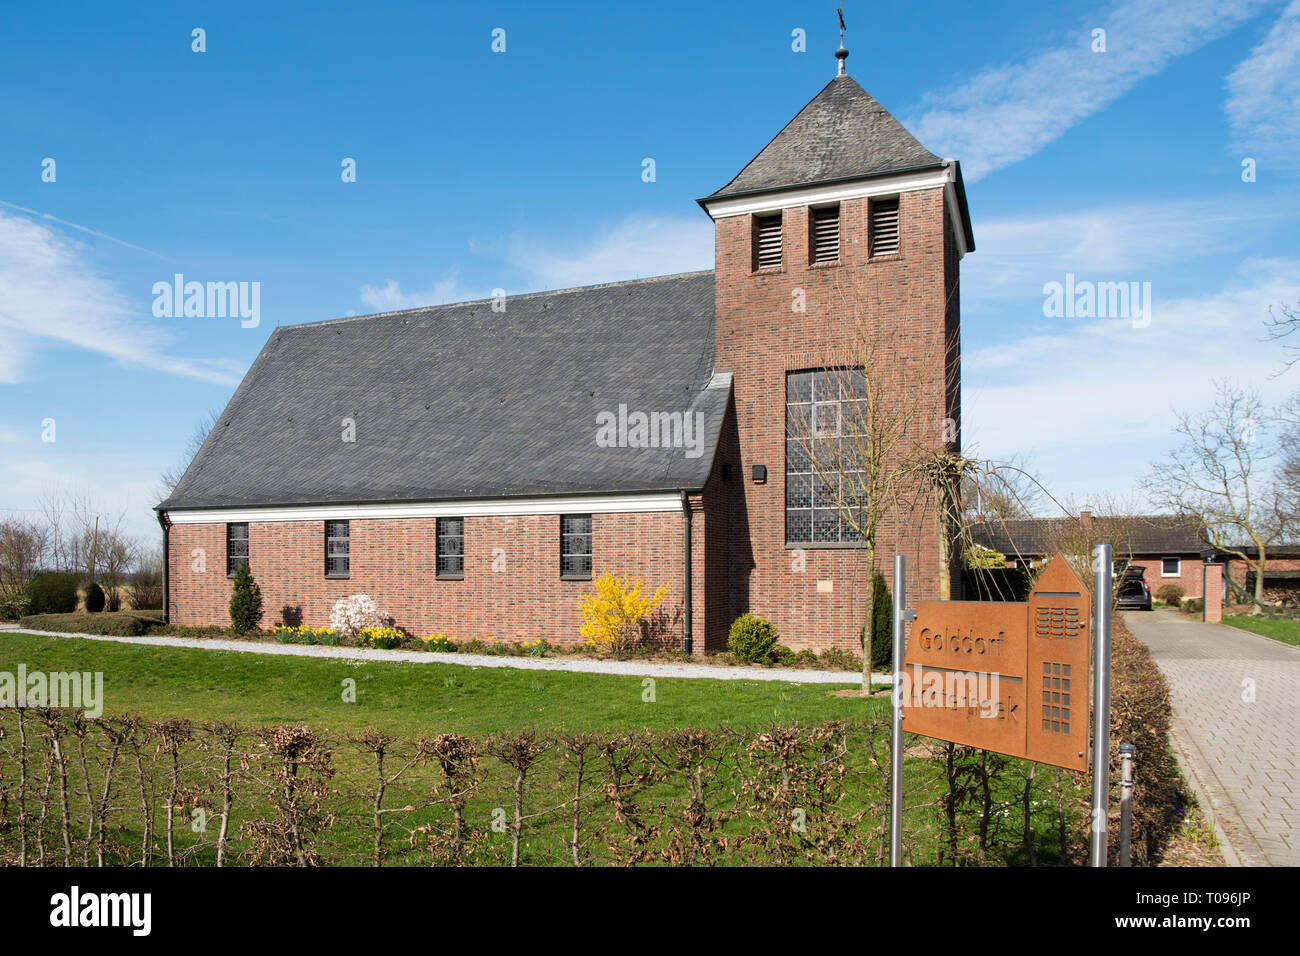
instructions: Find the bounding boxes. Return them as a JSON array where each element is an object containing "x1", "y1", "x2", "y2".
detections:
[
  {"x1": 84, "y1": 582, "x2": 106, "y2": 613},
  {"x1": 228, "y1": 563, "x2": 263, "y2": 634},
  {"x1": 0, "y1": 593, "x2": 29, "y2": 621},
  {"x1": 1155, "y1": 583, "x2": 1185, "y2": 606},
  {"x1": 1181, "y1": 598, "x2": 1203, "y2": 616},
  {"x1": 727, "y1": 613, "x2": 779, "y2": 663},
  {"x1": 862, "y1": 572, "x2": 893, "y2": 669},
  {"x1": 792, "y1": 648, "x2": 820, "y2": 667},
  {"x1": 24, "y1": 572, "x2": 80, "y2": 615},
  {"x1": 771, "y1": 644, "x2": 796, "y2": 665},
  {"x1": 817, "y1": 647, "x2": 862, "y2": 672}
]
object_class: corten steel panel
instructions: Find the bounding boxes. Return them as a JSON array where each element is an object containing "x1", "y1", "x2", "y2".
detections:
[
  {"x1": 1024, "y1": 557, "x2": 1090, "y2": 771},
  {"x1": 901, "y1": 554, "x2": 1090, "y2": 771},
  {"x1": 900, "y1": 601, "x2": 1028, "y2": 759}
]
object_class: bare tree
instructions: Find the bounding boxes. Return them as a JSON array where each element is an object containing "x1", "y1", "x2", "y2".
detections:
[
  {"x1": 1144, "y1": 381, "x2": 1289, "y2": 612},
  {"x1": 159, "y1": 409, "x2": 222, "y2": 497},
  {"x1": 1264, "y1": 302, "x2": 1300, "y2": 377},
  {"x1": 1038, "y1": 495, "x2": 1155, "y2": 593},
  {"x1": 961, "y1": 454, "x2": 1046, "y2": 523},
  {"x1": 0, "y1": 517, "x2": 50, "y2": 602}
]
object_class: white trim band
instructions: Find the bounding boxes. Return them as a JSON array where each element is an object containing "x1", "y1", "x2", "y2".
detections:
[
  {"x1": 701, "y1": 165, "x2": 968, "y2": 259},
  {"x1": 166, "y1": 492, "x2": 683, "y2": 525}
]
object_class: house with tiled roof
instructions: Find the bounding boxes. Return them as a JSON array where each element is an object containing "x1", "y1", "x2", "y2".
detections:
[
  {"x1": 970, "y1": 511, "x2": 1214, "y2": 600},
  {"x1": 157, "y1": 55, "x2": 975, "y2": 652}
]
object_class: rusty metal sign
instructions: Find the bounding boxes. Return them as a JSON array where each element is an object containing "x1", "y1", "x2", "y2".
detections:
[{"x1": 900, "y1": 553, "x2": 1090, "y2": 771}]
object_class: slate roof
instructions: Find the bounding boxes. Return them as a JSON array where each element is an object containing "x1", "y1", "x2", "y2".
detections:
[
  {"x1": 971, "y1": 515, "x2": 1210, "y2": 558},
  {"x1": 708, "y1": 75, "x2": 945, "y2": 199},
  {"x1": 159, "y1": 271, "x2": 729, "y2": 511}
]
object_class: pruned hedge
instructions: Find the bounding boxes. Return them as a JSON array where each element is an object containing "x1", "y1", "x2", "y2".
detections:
[{"x1": 18, "y1": 611, "x2": 163, "y2": 637}]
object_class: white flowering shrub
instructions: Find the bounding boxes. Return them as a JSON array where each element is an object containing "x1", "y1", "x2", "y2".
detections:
[{"x1": 329, "y1": 594, "x2": 381, "y2": 640}]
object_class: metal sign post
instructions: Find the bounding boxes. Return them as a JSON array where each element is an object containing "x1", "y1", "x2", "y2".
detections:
[
  {"x1": 1089, "y1": 544, "x2": 1113, "y2": 867},
  {"x1": 1119, "y1": 743, "x2": 1135, "y2": 867},
  {"x1": 889, "y1": 554, "x2": 907, "y2": 867}
]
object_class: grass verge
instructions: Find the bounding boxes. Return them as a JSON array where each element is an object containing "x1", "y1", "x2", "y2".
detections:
[{"x1": 1221, "y1": 614, "x2": 1300, "y2": 648}]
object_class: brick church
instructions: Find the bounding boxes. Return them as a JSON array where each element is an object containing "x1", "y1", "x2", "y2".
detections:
[{"x1": 158, "y1": 53, "x2": 975, "y2": 654}]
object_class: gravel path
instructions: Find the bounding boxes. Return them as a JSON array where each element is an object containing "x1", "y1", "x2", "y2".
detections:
[{"x1": 0, "y1": 626, "x2": 882, "y2": 685}]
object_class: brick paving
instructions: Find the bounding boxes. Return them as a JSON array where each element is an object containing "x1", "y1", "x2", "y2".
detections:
[{"x1": 1124, "y1": 610, "x2": 1299, "y2": 866}]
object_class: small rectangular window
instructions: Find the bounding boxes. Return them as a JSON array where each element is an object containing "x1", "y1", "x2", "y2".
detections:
[
  {"x1": 325, "y1": 520, "x2": 350, "y2": 577},
  {"x1": 560, "y1": 514, "x2": 592, "y2": 579},
  {"x1": 869, "y1": 196, "x2": 900, "y2": 257},
  {"x1": 226, "y1": 523, "x2": 248, "y2": 577},
  {"x1": 437, "y1": 517, "x2": 464, "y2": 579},
  {"x1": 753, "y1": 213, "x2": 783, "y2": 270},
  {"x1": 1161, "y1": 557, "x2": 1181, "y2": 576},
  {"x1": 810, "y1": 204, "x2": 840, "y2": 263}
]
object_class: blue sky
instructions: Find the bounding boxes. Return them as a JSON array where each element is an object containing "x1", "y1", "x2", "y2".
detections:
[{"x1": 2, "y1": 0, "x2": 1298, "y2": 542}]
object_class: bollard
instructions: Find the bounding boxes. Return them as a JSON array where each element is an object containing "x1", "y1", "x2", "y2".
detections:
[
  {"x1": 1119, "y1": 743, "x2": 1135, "y2": 867},
  {"x1": 1090, "y1": 544, "x2": 1113, "y2": 867},
  {"x1": 889, "y1": 554, "x2": 906, "y2": 867}
]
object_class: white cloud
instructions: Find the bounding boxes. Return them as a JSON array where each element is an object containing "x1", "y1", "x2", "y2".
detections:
[
  {"x1": 964, "y1": 257, "x2": 1300, "y2": 464},
  {"x1": 0, "y1": 210, "x2": 243, "y2": 386},
  {"x1": 504, "y1": 213, "x2": 713, "y2": 288},
  {"x1": 357, "y1": 213, "x2": 714, "y2": 310},
  {"x1": 358, "y1": 268, "x2": 480, "y2": 311},
  {"x1": 912, "y1": 0, "x2": 1273, "y2": 180},
  {"x1": 964, "y1": 196, "x2": 1285, "y2": 310},
  {"x1": 1225, "y1": 0, "x2": 1300, "y2": 168}
]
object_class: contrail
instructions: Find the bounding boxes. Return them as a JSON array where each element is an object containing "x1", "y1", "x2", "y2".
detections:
[{"x1": 0, "y1": 199, "x2": 173, "y2": 261}]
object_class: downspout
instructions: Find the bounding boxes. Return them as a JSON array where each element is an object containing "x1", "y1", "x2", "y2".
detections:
[
  {"x1": 157, "y1": 510, "x2": 171, "y2": 625},
  {"x1": 681, "y1": 491, "x2": 693, "y2": 656}
]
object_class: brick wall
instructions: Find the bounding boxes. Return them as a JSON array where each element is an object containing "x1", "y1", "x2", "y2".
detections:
[
  {"x1": 708, "y1": 188, "x2": 957, "y2": 650},
  {"x1": 1226, "y1": 556, "x2": 1300, "y2": 589},
  {"x1": 1203, "y1": 563, "x2": 1223, "y2": 622},
  {"x1": 1127, "y1": 553, "x2": 1204, "y2": 600},
  {"x1": 167, "y1": 509, "x2": 705, "y2": 647}
]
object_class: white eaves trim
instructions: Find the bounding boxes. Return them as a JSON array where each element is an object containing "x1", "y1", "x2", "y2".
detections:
[
  {"x1": 702, "y1": 164, "x2": 968, "y2": 259},
  {"x1": 166, "y1": 492, "x2": 683, "y2": 525}
]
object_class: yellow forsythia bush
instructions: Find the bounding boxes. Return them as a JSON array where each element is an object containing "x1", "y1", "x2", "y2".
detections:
[{"x1": 579, "y1": 573, "x2": 668, "y2": 648}]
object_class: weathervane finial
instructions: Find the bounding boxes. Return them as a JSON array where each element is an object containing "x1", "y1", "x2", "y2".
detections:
[{"x1": 836, "y1": 3, "x2": 849, "y2": 76}]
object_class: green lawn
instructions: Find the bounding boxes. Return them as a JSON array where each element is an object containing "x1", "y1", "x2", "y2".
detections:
[
  {"x1": 0, "y1": 633, "x2": 1095, "y2": 867},
  {"x1": 0, "y1": 632, "x2": 873, "y2": 736},
  {"x1": 1222, "y1": 614, "x2": 1300, "y2": 648}
]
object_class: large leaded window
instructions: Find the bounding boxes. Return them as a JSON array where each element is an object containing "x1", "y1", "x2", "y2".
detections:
[{"x1": 786, "y1": 368, "x2": 867, "y2": 545}]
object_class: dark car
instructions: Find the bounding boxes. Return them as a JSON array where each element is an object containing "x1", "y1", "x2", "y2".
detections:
[{"x1": 1117, "y1": 565, "x2": 1152, "y2": 610}]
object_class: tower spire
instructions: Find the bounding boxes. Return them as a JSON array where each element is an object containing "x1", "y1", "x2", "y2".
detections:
[{"x1": 835, "y1": 3, "x2": 849, "y2": 76}]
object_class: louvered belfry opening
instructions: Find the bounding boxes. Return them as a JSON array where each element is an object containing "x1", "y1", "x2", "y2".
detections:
[
  {"x1": 869, "y1": 196, "x2": 900, "y2": 256},
  {"x1": 810, "y1": 204, "x2": 840, "y2": 263},
  {"x1": 753, "y1": 212, "x2": 783, "y2": 269}
]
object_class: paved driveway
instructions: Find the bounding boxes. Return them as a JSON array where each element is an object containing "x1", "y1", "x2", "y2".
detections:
[{"x1": 1124, "y1": 609, "x2": 1299, "y2": 866}]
